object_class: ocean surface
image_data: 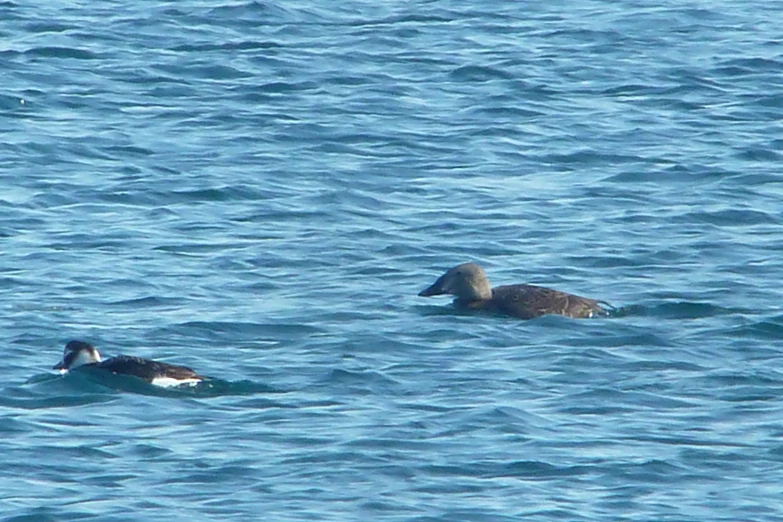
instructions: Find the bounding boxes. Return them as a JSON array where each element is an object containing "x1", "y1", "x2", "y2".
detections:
[{"x1": 2, "y1": 0, "x2": 783, "y2": 520}]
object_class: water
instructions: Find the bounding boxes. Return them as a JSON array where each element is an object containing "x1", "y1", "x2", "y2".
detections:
[{"x1": 2, "y1": 0, "x2": 783, "y2": 520}]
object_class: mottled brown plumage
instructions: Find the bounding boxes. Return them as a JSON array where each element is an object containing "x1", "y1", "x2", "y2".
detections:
[{"x1": 419, "y1": 263, "x2": 609, "y2": 319}]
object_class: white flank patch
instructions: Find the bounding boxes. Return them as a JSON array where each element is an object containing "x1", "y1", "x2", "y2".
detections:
[{"x1": 151, "y1": 376, "x2": 201, "y2": 388}]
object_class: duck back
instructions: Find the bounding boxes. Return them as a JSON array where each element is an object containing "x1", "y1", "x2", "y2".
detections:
[
  {"x1": 484, "y1": 284, "x2": 608, "y2": 319},
  {"x1": 98, "y1": 356, "x2": 202, "y2": 382}
]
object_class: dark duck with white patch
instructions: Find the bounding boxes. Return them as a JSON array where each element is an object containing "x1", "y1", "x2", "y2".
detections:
[
  {"x1": 54, "y1": 340, "x2": 206, "y2": 386},
  {"x1": 419, "y1": 262, "x2": 611, "y2": 319}
]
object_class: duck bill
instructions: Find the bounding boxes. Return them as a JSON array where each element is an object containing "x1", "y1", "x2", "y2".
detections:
[
  {"x1": 418, "y1": 275, "x2": 447, "y2": 297},
  {"x1": 53, "y1": 360, "x2": 67, "y2": 371}
]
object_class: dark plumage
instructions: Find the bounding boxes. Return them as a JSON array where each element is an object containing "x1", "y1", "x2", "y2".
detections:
[
  {"x1": 92, "y1": 355, "x2": 203, "y2": 382},
  {"x1": 54, "y1": 340, "x2": 205, "y2": 384},
  {"x1": 418, "y1": 262, "x2": 610, "y2": 319}
]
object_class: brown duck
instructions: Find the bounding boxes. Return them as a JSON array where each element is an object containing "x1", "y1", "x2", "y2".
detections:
[{"x1": 418, "y1": 263, "x2": 610, "y2": 319}]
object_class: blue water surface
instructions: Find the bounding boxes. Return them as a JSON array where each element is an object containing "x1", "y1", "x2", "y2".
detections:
[{"x1": 3, "y1": 0, "x2": 783, "y2": 520}]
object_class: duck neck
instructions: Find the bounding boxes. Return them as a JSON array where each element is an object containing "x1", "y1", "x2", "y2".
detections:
[
  {"x1": 454, "y1": 297, "x2": 487, "y2": 309},
  {"x1": 470, "y1": 278, "x2": 493, "y2": 301}
]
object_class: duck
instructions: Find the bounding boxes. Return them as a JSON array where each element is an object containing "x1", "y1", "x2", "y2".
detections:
[
  {"x1": 418, "y1": 262, "x2": 611, "y2": 319},
  {"x1": 53, "y1": 340, "x2": 206, "y2": 387}
]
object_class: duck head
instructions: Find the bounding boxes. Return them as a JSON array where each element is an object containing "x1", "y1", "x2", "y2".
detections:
[
  {"x1": 418, "y1": 262, "x2": 493, "y2": 301},
  {"x1": 54, "y1": 340, "x2": 102, "y2": 372}
]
